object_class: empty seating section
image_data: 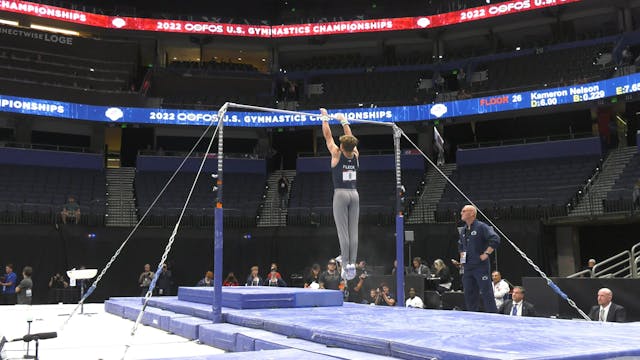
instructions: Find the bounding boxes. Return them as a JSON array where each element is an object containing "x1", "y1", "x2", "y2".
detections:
[
  {"x1": 0, "y1": 164, "x2": 106, "y2": 224},
  {"x1": 604, "y1": 152, "x2": 640, "y2": 212},
  {"x1": 300, "y1": 71, "x2": 425, "y2": 109},
  {"x1": 169, "y1": 60, "x2": 259, "y2": 73},
  {"x1": 284, "y1": 53, "x2": 375, "y2": 71},
  {"x1": 150, "y1": 69, "x2": 272, "y2": 109},
  {"x1": 0, "y1": 27, "x2": 140, "y2": 104},
  {"x1": 476, "y1": 44, "x2": 610, "y2": 94},
  {"x1": 291, "y1": 42, "x2": 616, "y2": 109},
  {"x1": 135, "y1": 171, "x2": 266, "y2": 227},
  {"x1": 0, "y1": 50, "x2": 133, "y2": 91},
  {"x1": 436, "y1": 155, "x2": 600, "y2": 221},
  {"x1": 287, "y1": 170, "x2": 422, "y2": 225}
]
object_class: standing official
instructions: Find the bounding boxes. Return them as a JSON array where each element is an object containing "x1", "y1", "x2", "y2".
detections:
[{"x1": 458, "y1": 205, "x2": 500, "y2": 313}]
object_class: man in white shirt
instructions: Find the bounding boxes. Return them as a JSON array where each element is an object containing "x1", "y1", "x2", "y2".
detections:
[
  {"x1": 492, "y1": 271, "x2": 510, "y2": 309},
  {"x1": 588, "y1": 288, "x2": 626, "y2": 322},
  {"x1": 405, "y1": 288, "x2": 424, "y2": 309}
]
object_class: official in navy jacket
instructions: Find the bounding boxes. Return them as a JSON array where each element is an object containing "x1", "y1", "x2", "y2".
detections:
[{"x1": 458, "y1": 205, "x2": 500, "y2": 313}]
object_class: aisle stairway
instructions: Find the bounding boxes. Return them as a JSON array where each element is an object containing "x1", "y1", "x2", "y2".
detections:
[
  {"x1": 105, "y1": 167, "x2": 138, "y2": 227},
  {"x1": 569, "y1": 146, "x2": 636, "y2": 216},
  {"x1": 407, "y1": 163, "x2": 456, "y2": 224},
  {"x1": 257, "y1": 170, "x2": 297, "y2": 227}
]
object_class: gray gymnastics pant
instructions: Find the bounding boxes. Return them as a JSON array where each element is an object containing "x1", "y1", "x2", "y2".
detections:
[{"x1": 333, "y1": 188, "x2": 360, "y2": 265}]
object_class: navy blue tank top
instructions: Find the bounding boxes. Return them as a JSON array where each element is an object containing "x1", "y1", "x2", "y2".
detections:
[{"x1": 331, "y1": 152, "x2": 359, "y2": 189}]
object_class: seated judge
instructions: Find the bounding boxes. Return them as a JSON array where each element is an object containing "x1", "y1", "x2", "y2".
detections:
[
  {"x1": 498, "y1": 286, "x2": 537, "y2": 317},
  {"x1": 588, "y1": 288, "x2": 626, "y2": 322}
]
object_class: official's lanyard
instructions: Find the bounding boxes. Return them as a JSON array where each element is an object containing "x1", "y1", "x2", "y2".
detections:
[{"x1": 464, "y1": 227, "x2": 471, "y2": 249}]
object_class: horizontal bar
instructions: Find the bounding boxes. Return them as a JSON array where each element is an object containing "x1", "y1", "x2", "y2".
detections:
[{"x1": 226, "y1": 102, "x2": 396, "y2": 127}]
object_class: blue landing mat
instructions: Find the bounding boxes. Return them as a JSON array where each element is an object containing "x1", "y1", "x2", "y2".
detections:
[
  {"x1": 146, "y1": 297, "x2": 215, "y2": 319},
  {"x1": 169, "y1": 316, "x2": 212, "y2": 340},
  {"x1": 140, "y1": 349, "x2": 338, "y2": 360},
  {"x1": 198, "y1": 322, "x2": 395, "y2": 359},
  {"x1": 178, "y1": 286, "x2": 343, "y2": 309},
  {"x1": 109, "y1": 297, "x2": 640, "y2": 359},
  {"x1": 104, "y1": 297, "x2": 144, "y2": 317},
  {"x1": 222, "y1": 304, "x2": 640, "y2": 360},
  {"x1": 105, "y1": 298, "x2": 191, "y2": 331}
]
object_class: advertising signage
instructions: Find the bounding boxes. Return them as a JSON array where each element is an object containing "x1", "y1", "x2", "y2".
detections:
[
  {"x1": 1, "y1": 72, "x2": 638, "y2": 128},
  {"x1": 0, "y1": 0, "x2": 581, "y2": 37}
]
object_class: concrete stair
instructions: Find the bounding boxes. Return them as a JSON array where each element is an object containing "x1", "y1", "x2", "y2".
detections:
[
  {"x1": 257, "y1": 170, "x2": 297, "y2": 227},
  {"x1": 105, "y1": 167, "x2": 138, "y2": 227},
  {"x1": 569, "y1": 146, "x2": 637, "y2": 216},
  {"x1": 407, "y1": 163, "x2": 456, "y2": 224}
]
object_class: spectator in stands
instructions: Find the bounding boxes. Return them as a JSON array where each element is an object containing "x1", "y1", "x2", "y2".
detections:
[
  {"x1": 304, "y1": 264, "x2": 322, "y2": 289},
  {"x1": 347, "y1": 260, "x2": 369, "y2": 303},
  {"x1": 319, "y1": 259, "x2": 342, "y2": 290},
  {"x1": 432, "y1": 259, "x2": 452, "y2": 293},
  {"x1": 321, "y1": 107, "x2": 360, "y2": 281},
  {"x1": 264, "y1": 268, "x2": 287, "y2": 287},
  {"x1": 245, "y1": 266, "x2": 262, "y2": 286},
  {"x1": 409, "y1": 257, "x2": 431, "y2": 277},
  {"x1": 405, "y1": 287, "x2": 424, "y2": 309},
  {"x1": 269, "y1": 263, "x2": 282, "y2": 279},
  {"x1": 376, "y1": 283, "x2": 396, "y2": 306},
  {"x1": 450, "y1": 258, "x2": 464, "y2": 291},
  {"x1": 498, "y1": 286, "x2": 536, "y2": 317},
  {"x1": 156, "y1": 263, "x2": 173, "y2": 296},
  {"x1": 458, "y1": 205, "x2": 500, "y2": 313},
  {"x1": 456, "y1": 68, "x2": 466, "y2": 86},
  {"x1": 49, "y1": 272, "x2": 69, "y2": 289},
  {"x1": 582, "y1": 259, "x2": 596, "y2": 276},
  {"x1": 47, "y1": 272, "x2": 70, "y2": 303},
  {"x1": 433, "y1": 71, "x2": 445, "y2": 92},
  {"x1": 223, "y1": 272, "x2": 239, "y2": 286},
  {"x1": 391, "y1": 259, "x2": 407, "y2": 275},
  {"x1": 492, "y1": 271, "x2": 511, "y2": 309},
  {"x1": 632, "y1": 179, "x2": 640, "y2": 212},
  {"x1": 15, "y1": 266, "x2": 33, "y2": 305},
  {"x1": 197, "y1": 271, "x2": 214, "y2": 287},
  {"x1": 621, "y1": 46, "x2": 633, "y2": 65},
  {"x1": 277, "y1": 173, "x2": 290, "y2": 209},
  {"x1": 368, "y1": 288, "x2": 381, "y2": 305},
  {"x1": 0, "y1": 264, "x2": 17, "y2": 305},
  {"x1": 457, "y1": 88, "x2": 471, "y2": 100},
  {"x1": 138, "y1": 264, "x2": 154, "y2": 296},
  {"x1": 588, "y1": 288, "x2": 626, "y2": 322},
  {"x1": 60, "y1": 196, "x2": 81, "y2": 224}
]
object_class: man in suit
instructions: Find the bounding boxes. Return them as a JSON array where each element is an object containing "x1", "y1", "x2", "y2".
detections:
[
  {"x1": 498, "y1": 286, "x2": 536, "y2": 317},
  {"x1": 588, "y1": 288, "x2": 626, "y2": 322}
]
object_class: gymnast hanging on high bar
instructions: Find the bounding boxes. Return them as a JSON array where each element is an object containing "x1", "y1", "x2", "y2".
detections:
[{"x1": 320, "y1": 108, "x2": 359, "y2": 281}]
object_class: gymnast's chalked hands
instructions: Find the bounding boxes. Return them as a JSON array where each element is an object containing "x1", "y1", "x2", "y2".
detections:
[
  {"x1": 319, "y1": 108, "x2": 330, "y2": 121},
  {"x1": 335, "y1": 113, "x2": 349, "y2": 125}
]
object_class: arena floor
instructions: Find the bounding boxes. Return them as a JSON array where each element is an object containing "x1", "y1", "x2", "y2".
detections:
[{"x1": 0, "y1": 303, "x2": 225, "y2": 360}]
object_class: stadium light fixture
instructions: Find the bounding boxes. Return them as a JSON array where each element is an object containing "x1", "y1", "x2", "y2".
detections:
[
  {"x1": 30, "y1": 24, "x2": 80, "y2": 36},
  {"x1": 0, "y1": 19, "x2": 19, "y2": 26}
]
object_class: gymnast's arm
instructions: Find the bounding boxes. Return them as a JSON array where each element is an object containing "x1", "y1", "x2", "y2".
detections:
[
  {"x1": 337, "y1": 113, "x2": 352, "y2": 136},
  {"x1": 320, "y1": 108, "x2": 339, "y2": 156},
  {"x1": 335, "y1": 112, "x2": 358, "y2": 157}
]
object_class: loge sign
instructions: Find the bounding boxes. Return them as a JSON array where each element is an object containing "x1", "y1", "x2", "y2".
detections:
[{"x1": 0, "y1": 0, "x2": 581, "y2": 37}]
